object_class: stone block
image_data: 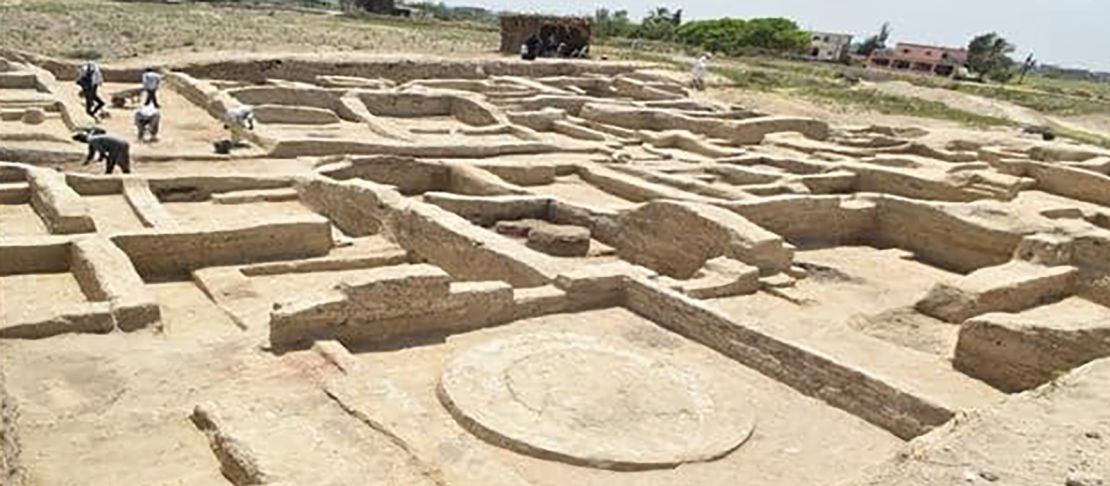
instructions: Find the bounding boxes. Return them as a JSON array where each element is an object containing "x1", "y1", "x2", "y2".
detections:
[
  {"x1": 525, "y1": 223, "x2": 590, "y2": 257},
  {"x1": 916, "y1": 261, "x2": 1078, "y2": 323},
  {"x1": 269, "y1": 264, "x2": 515, "y2": 347},
  {"x1": 26, "y1": 167, "x2": 95, "y2": 234},
  {"x1": 955, "y1": 306, "x2": 1110, "y2": 392},
  {"x1": 615, "y1": 200, "x2": 792, "y2": 278}
]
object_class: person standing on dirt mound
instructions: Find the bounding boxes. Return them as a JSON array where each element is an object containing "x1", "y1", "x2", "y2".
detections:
[
  {"x1": 691, "y1": 53, "x2": 711, "y2": 91},
  {"x1": 76, "y1": 60, "x2": 105, "y2": 119},
  {"x1": 73, "y1": 130, "x2": 131, "y2": 174},
  {"x1": 141, "y1": 67, "x2": 161, "y2": 108}
]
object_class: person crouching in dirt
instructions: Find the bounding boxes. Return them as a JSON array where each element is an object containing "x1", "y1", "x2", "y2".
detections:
[
  {"x1": 214, "y1": 105, "x2": 255, "y2": 154},
  {"x1": 141, "y1": 67, "x2": 161, "y2": 108},
  {"x1": 691, "y1": 53, "x2": 711, "y2": 91},
  {"x1": 73, "y1": 130, "x2": 131, "y2": 174},
  {"x1": 224, "y1": 105, "x2": 255, "y2": 143},
  {"x1": 76, "y1": 61, "x2": 106, "y2": 119},
  {"x1": 133, "y1": 104, "x2": 160, "y2": 143}
]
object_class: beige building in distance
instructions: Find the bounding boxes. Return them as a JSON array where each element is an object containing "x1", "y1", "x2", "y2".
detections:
[{"x1": 806, "y1": 31, "x2": 853, "y2": 62}]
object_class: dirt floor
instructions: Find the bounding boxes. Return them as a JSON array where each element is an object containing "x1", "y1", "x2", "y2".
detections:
[
  {"x1": 0, "y1": 204, "x2": 47, "y2": 237},
  {"x1": 339, "y1": 308, "x2": 904, "y2": 486},
  {"x1": 0, "y1": 273, "x2": 89, "y2": 324},
  {"x1": 529, "y1": 174, "x2": 638, "y2": 210}
]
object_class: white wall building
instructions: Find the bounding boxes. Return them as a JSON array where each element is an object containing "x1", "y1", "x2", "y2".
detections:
[{"x1": 806, "y1": 31, "x2": 853, "y2": 62}]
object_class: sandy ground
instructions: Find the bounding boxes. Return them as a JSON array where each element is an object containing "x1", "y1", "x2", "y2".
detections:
[
  {"x1": 869, "y1": 81, "x2": 1045, "y2": 126},
  {"x1": 871, "y1": 80, "x2": 1110, "y2": 138},
  {"x1": 0, "y1": 278, "x2": 366, "y2": 486},
  {"x1": 712, "y1": 246, "x2": 961, "y2": 358},
  {"x1": 61, "y1": 157, "x2": 319, "y2": 178},
  {"x1": 162, "y1": 200, "x2": 318, "y2": 228},
  {"x1": 529, "y1": 174, "x2": 638, "y2": 210},
  {"x1": 83, "y1": 194, "x2": 146, "y2": 234},
  {"x1": 0, "y1": 273, "x2": 89, "y2": 324},
  {"x1": 71, "y1": 82, "x2": 246, "y2": 158},
  {"x1": 0, "y1": 204, "x2": 47, "y2": 237},
  {"x1": 340, "y1": 307, "x2": 903, "y2": 486}
]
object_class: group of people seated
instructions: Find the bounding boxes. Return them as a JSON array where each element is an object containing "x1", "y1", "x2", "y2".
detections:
[
  {"x1": 521, "y1": 32, "x2": 589, "y2": 61},
  {"x1": 70, "y1": 60, "x2": 256, "y2": 173}
]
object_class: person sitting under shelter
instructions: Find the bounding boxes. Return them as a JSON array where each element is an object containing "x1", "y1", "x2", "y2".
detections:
[
  {"x1": 522, "y1": 33, "x2": 541, "y2": 61},
  {"x1": 542, "y1": 34, "x2": 558, "y2": 57},
  {"x1": 73, "y1": 130, "x2": 131, "y2": 174},
  {"x1": 133, "y1": 104, "x2": 160, "y2": 142}
]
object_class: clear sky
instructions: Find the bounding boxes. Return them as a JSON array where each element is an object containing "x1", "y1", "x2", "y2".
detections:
[{"x1": 440, "y1": 0, "x2": 1110, "y2": 71}]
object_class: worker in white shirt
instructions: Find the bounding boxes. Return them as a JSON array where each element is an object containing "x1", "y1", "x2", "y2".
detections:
[
  {"x1": 224, "y1": 105, "x2": 255, "y2": 143},
  {"x1": 691, "y1": 53, "x2": 711, "y2": 91},
  {"x1": 141, "y1": 67, "x2": 161, "y2": 108},
  {"x1": 133, "y1": 104, "x2": 160, "y2": 142}
]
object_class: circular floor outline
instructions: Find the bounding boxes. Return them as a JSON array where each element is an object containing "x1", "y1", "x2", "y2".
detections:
[{"x1": 438, "y1": 332, "x2": 756, "y2": 471}]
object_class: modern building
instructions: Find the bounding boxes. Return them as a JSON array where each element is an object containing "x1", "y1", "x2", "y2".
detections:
[
  {"x1": 868, "y1": 42, "x2": 968, "y2": 77},
  {"x1": 806, "y1": 32, "x2": 853, "y2": 62}
]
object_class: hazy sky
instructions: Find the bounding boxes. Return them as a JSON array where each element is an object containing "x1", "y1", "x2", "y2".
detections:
[{"x1": 441, "y1": 0, "x2": 1110, "y2": 71}]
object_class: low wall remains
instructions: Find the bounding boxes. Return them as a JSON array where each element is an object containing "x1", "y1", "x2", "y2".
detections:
[
  {"x1": 622, "y1": 276, "x2": 998, "y2": 440},
  {"x1": 111, "y1": 218, "x2": 333, "y2": 279},
  {"x1": 392, "y1": 202, "x2": 559, "y2": 287},
  {"x1": 69, "y1": 238, "x2": 161, "y2": 331},
  {"x1": 872, "y1": 196, "x2": 1035, "y2": 273},
  {"x1": 0, "y1": 237, "x2": 70, "y2": 275},
  {"x1": 423, "y1": 193, "x2": 552, "y2": 227},
  {"x1": 614, "y1": 201, "x2": 793, "y2": 278},
  {"x1": 722, "y1": 195, "x2": 877, "y2": 247},
  {"x1": 294, "y1": 177, "x2": 395, "y2": 237},
  {"x1": 269, "y1": 264, "x2": 514, "y2": 348},
  {"x1": 26, "y1": 168, "x2": 95, "y2": 234},
  {"x1": 955, "y1": 311, "x2": 1110, "y2": 392}
]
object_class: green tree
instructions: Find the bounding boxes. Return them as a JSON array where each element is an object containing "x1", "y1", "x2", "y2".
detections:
[
  {"x1": 967, "y1": 32, "x2": 1016, "y2": 83},
  {"x1": 743, "y1": 17, "x2": 810, "y2": 52},
  {"x1": 675, "y1": 17, "x2": 809, "y2": 55},
  {"x1": 856, "y1": 22, "x2": 891, "y2": 56},
  {"x1": 636, "y1": 7, "x2": 683, "y2": 40},
  {"x1": 594, "y1": 8, "x2": 635, "y2": 38}
]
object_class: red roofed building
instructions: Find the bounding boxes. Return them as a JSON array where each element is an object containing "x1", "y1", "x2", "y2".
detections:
[{"x1": 868, "y1": 42, "x2": 968, "y2": 77}]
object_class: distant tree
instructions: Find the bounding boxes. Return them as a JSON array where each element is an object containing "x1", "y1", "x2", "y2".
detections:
[
  {"x1": 856, "y1": 22, "x2": 891, "y2": 56},
  {"x1": 967, "y1": 32, "x2": 1016, "y2": 83},
  {"x1": 676, "y1": 18, "x2": 749, "y2": 53},
  {"x1": 636, "y1": 6, "x2": 682, "y2": 41},
  {"x1": 743, "y1": 17, "x2": 810, "y2": 52},
  {"x1": 594, "y1": 8, "x2": 635, "y2": 38},
  {"x1": 401, "y1": 1, "x2": 497, "y2": 23},
  {"x1": 676, "y1": 17, "x2": 808, "y2": 55}
]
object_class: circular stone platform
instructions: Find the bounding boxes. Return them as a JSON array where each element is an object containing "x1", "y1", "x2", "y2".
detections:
[{"x1": 438, "y1": 332, "x2": 755, "y2": 470}]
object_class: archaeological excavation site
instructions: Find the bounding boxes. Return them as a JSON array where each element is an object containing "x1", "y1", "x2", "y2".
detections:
[{"x1": 0, "y1": 49, "x2": 1108, "y2": 486}]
